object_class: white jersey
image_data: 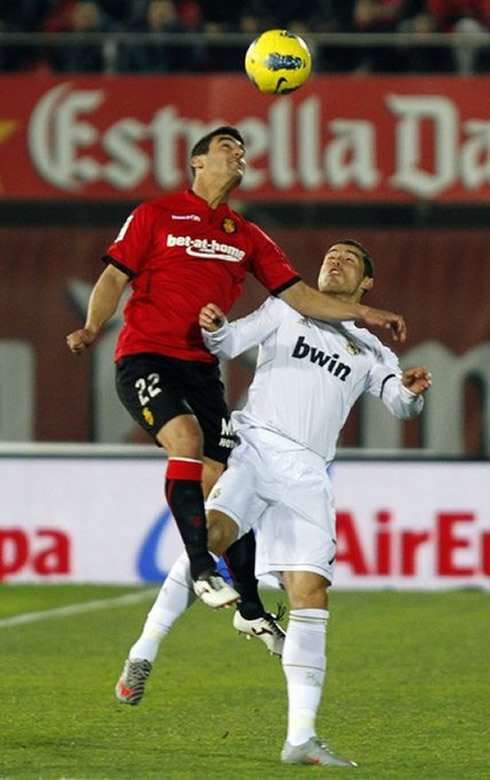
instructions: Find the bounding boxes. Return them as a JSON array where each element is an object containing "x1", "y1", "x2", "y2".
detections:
[{"x1": 202, "y1": 297, "x2": 423, "y2": 463}]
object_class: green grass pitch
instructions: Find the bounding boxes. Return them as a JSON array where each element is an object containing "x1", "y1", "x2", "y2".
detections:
[{"x1": 0, "y1": 585, "x2": 488, "y2": 779}]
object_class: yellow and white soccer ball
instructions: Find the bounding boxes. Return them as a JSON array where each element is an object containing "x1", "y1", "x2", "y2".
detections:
[{"x1": 245, "y1": 29, "x2": 312, "y2": 95}]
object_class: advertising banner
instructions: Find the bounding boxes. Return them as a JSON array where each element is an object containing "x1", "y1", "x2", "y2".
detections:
[
  {"x1": 1, "y1": 455, "x2": 488, "y2": 590},
  {"x1": 2, "y1": 73, "x2": 490, "y2": 201},
  {"x1": 0, "y1": 455, "x2": 184, "y2": 585},
  {"x1": 333, "y1": 461, "x2": 490, "y2": 589}
]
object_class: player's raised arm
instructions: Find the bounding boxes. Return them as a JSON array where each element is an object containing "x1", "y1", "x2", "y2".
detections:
[
  {"x1": 279, "y1": 280, "x2": 407, "y2": 342},
  {"x1": 200, "y1": 298, "x2": 282, "y2": 360},
  {"x1": 66, "y1": 264, "x2": 129, "y2": 355}
]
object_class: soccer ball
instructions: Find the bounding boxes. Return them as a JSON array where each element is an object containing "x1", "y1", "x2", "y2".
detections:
[{"x1": 245, "y1": 29, "x2": 312, "y2": 95}]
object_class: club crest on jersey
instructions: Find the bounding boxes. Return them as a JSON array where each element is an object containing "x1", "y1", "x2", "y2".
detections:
[
  {"x1": 346, "y1": 342, "x2": 361, "y2": 356},
  {"x1": 221, "y1": 217, "x2": 237, "y2": 234},
  {"x1": 143, "y1": 407, "x2": 154, "y2": 426}
]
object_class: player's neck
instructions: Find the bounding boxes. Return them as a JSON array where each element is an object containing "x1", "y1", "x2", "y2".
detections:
[
  {"x1": 192, "y1": 179, "x2": 234, "y2": 209},
  {"x1": 323, "y1": 291, "x2": 361, "y2": 305}
]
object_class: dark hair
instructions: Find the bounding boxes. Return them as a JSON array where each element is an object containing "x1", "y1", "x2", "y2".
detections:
[
  {"x1": 334, "y1": 238, "x2": 375, "y2": 278},
  {"x1": 190, "y1": 125, "x2": 245, "y2": 158}
]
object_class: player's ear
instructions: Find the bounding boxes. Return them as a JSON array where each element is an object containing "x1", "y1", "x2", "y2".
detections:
[
  {"x1": 360, "y1": 276, "x2": 374, "y2": 294},
  {"x1": 191, "y1": 154, "x2": 204, "y2": 172}
]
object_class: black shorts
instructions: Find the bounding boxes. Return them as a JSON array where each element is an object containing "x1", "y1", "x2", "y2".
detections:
[{"x1": 115, "y1": 353, "x2": 237, "y2": 464}]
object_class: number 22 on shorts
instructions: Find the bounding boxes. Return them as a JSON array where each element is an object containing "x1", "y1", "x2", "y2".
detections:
[{"x1": 134, "y1": 373, "x2": 162, "y2": 406}]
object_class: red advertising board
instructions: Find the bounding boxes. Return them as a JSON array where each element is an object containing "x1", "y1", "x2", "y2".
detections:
[{"x1": 1, "y1": 73, "x2": 490, "y2": 201}]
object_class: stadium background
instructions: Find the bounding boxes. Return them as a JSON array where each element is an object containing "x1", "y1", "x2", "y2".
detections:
[{"x1": 0, "y1": 15, "x2": 489, "y2": 589}]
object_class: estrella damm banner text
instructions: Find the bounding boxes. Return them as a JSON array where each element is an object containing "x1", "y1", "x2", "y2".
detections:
[{"x1": 1, "y1": 73, "x2": 490, "y2": 201}]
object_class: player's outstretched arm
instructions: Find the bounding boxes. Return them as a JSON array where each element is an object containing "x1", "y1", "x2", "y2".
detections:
[
  {"x1": 200, "y1": 299, "x2": 281, "y2": 360},
  {"x1": 279, "y1": 280, "x2": 407, "y2": 342},
  {"x1": 66, "y1": 264, "x2": 129, "y2": 355}
]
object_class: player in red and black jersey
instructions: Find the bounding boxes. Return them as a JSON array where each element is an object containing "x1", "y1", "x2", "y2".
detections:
[{"x1": 67, "y1": 126, "x2": 406, "y2": 622}]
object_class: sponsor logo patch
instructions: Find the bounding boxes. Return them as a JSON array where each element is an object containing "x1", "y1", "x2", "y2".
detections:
[
  {"x1": 167, "y1": 233, "x2": 245, "y2": 262},
  {"x1": 292, "y1": 335, "x2": 351, "y2": 381}
]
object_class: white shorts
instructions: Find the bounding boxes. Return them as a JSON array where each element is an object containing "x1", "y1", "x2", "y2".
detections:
[{"x1": 206, "y1": 427, "x2": 337, "y2": 584}]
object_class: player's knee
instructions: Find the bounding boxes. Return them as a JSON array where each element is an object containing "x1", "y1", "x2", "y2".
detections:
[
  {"x1": 156, "y1": 415, "x2": 203, "y2": 458},
  {"x1": 202, "y1": 460, "x2": 225, "y2": 499},
  {"x1": 290, "y1": 589, "x2": 328, "y2": 610},
  {"x1": 284, "y1": 572, "x2": 329, "y2": 610},
  {"x1": 207, "y1": 510, "x2": 238, "y2": 555}
]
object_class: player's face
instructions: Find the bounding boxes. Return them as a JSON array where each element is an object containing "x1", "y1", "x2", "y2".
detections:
[
  {"x1": 317, "y1": 244, "x2": 373, "y2": 299},
  {"x1": 194, "y1": 135, "x2": 246, "y2": 185}
]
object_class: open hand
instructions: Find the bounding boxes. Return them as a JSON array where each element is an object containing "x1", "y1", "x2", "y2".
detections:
[{"x1": 361, "y1": 306, "x2": 407, "y2": 343}]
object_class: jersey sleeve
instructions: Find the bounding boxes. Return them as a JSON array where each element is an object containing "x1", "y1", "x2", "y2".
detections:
[
  {"x1": 366, "y1": 338, "x2": 424, "y2": 420},
  {"x1": 202, "y1": 297, "x2": 283, "y2": 359},
  {"x1": 247, "y1": 222, "x2": 301, "y2": 295},
  {"x1": 103, "y1": 203, "x2": 155, "y2": 278},
  {"x1": 367, "y1": 336, "x2": 424, "y2": 420}
]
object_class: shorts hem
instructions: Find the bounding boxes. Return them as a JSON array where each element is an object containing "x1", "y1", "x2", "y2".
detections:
[
  {"x1": 205, "y1": 501, "x2": 244, "y2": 535},
  {"x1": 257, "y1": 562, "x2": 334, "y2": 583}
]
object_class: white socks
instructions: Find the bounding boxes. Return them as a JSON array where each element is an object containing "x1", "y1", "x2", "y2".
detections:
[
  {"x1": 282, "y1": 608, "x2": 329, "y2": 746},
  {"x1": 129, "y1": 552, "x2": 196, "y2": 663}
]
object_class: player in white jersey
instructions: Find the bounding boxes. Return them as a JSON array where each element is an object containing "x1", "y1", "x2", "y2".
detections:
[
  {"x1": 113, "y1": 239, "x2": 430, "y2": 767},
  {"x1": 199, "y1": 239, "x2": 431, "y2": 767}
]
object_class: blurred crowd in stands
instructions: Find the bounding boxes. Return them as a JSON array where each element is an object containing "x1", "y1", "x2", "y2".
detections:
[{"x1": 1, "y1": 0, "x2": 489, "y2": 74}]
